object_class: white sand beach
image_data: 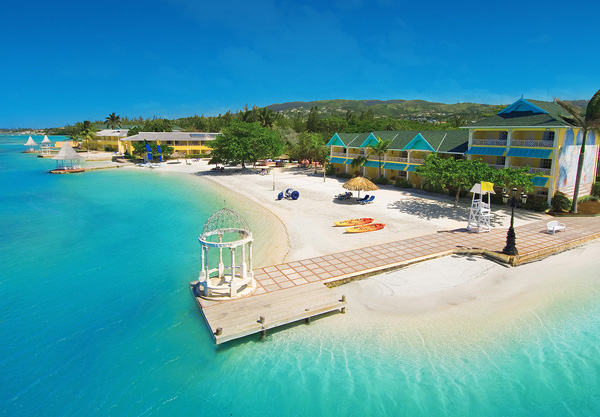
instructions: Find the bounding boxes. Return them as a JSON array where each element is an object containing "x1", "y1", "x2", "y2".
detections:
[{"x1": 123, "y1": 160, "x2": 600, "y2": 327}]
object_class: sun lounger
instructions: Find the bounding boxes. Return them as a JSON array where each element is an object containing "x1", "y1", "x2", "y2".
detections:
[
  {"x1": 546, "y1": 220, "x2": 566, "y2": 234},
  {"x1": 356, "y1": 194, "x2": 370, "y2": 203},
  {"x1": 359, "y1": 195, "x2": 375, "y2": 205}
]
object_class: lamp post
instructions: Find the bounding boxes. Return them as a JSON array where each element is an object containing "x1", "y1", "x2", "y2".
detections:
[{"x1": 502, "y1": 188, "x2": 528, "y2": 256}]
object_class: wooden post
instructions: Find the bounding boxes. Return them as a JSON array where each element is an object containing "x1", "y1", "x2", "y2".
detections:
[
  {"x1": 259, "y1": 315, "x2": 266, "y2": 337},
  {"x1": 215, "y1": 327, "x2": 222, "y2": 336},
  {"x1": 341, "y1": 295, "x2": 346, "y2": 302},
  {"x1": 305, "y1": 316, "x2": 311, "y2": 324}
]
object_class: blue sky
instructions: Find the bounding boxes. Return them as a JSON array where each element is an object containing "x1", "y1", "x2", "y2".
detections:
[{"x1": 2, "y1": 0, "x2": 599, "y2": 127}]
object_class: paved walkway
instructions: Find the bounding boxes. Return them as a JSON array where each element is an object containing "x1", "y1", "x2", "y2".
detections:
[{"x1": 251, "y1": 216, "x2": 600, "y2": 295}]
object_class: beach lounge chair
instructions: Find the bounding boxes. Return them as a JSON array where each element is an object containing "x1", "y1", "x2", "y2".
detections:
[
  {"x1": 546, "y1": 220, "x2": 566, "y2": 234},
  {"x1": 359, "y1": 195, "x2": 375, "y2": 205},
  {"x1": 356, "y1": 194, "x2": 370, "y2": 203}
]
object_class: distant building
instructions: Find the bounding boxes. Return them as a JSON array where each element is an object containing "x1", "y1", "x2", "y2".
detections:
[
  {"x1": 121, "y1": 132, "x2": 220, "y2": 155},
  {"x1": 91, "y1": 130, "x2": 220, "y2": 155}
]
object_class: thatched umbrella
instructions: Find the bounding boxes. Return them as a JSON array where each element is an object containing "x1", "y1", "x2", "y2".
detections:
[
  {"x1": 171, "y1": 151, "x2": 184, "y2": 162},
  {"x1": 342, "y1": 176, "x2": 379, "y2": 198}
]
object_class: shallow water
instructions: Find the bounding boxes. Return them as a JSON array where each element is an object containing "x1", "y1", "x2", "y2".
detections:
[{"x1": 1, "y1": 135, "x2": 599, "y2": 416}]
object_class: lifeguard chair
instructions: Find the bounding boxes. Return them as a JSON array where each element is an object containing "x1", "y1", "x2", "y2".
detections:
[{"x1": 467, "y1": 181, "x2": 495, "y2": 233}]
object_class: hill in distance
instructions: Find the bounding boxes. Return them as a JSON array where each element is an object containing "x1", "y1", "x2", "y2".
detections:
[{"x1": 266, "y1": 98, "x2": 588, "y2": 123}]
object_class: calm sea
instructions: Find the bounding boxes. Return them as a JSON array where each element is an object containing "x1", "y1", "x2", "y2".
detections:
[{"x1": 1, "y1": 135, "x2": 599, "y2": 416}]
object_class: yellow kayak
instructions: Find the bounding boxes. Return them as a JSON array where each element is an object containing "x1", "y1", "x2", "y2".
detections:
[
  {"x1": 334, "y1": 218, "x2": 374, "y2": 227},
  {"x1": 346, "y1": 223, "x2": 386, "y2": 233}
]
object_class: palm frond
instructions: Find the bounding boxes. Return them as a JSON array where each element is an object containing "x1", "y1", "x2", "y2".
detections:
[
  {"x1": 554, "y1": 98, "x2": 585, "y2": 126},
  {"x1": 585, "y1": 88, "x2": 600, "y2": 125}
]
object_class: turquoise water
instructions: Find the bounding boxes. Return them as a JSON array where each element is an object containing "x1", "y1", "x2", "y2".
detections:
[{"x1": 1, "y1": 135, "x2": 599, "y2": 416}]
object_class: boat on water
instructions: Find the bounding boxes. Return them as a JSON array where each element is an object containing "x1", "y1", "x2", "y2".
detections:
[
  {"x1": 334, "y1": 218, "x2": 374, "y2": 227},
  {"x1": 345, "y1": 223, "x2": 385, "y2": 233}
]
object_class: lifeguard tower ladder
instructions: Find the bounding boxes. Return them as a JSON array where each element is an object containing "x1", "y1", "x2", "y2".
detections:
[{"x1": 467, "y1": 182, "x2": 495, "y2": 233}]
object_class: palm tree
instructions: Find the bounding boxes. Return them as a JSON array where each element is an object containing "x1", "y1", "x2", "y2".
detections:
[
  {"x1": 555, "y1": 89, "x2": 600, "y2": 213},
  {"x1": 350, "y1": 156, "x2": 367, "y2": 176},
  {"x1": 367, "y1": 138, "x2": 392, "y2": 177},
  {"x1": 105, "y1": 112, "x2": 122, "y2": 129}
]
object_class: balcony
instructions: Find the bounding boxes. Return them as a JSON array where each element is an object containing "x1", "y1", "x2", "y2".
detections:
[
  {"x1": 331, "y1": 152, "x2": 347, "y2": 157},
  {"x1": 472, "y1": 139, "x2": 507, "y2": 146},
  {"x1": 487, "y1": 164, "x2": 505, "y2": 170},
  {"x1": 410, "y1": 158, "x2": 424, "y2": 164},
  {"x1": 510, "y1": 139, "x2": 554, "y2": 148},
  {"x1": 385, "y1": 156, "x2": 408, "y2": 163},
  {"x1": 529, "y1": 167, "x2": 551, "y2": 175}
]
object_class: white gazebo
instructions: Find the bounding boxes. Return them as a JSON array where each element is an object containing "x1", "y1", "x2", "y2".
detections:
[
  {"x1": 51, "y1": 141, "x2": 85, "y2": 173},
  {"x1": 196, "y1": 208, "x2": 256, "y2": 299},
  {"x1": 23, "y1": 136, "x2": 38, "y2": 153},
  {"x1": 467, "y1": 182, "x2": 495, "y2": 233},
  {"x1": 39, "y1": 135, "x2": 53, "y2": 156}
]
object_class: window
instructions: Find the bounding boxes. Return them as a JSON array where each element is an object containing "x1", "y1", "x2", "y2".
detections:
[
  {"x1": 496, "y1": 156, "x2": 506, "y2": 166},
  {"x1": 535, "y1": 188, "x2": 548, "y2": 196},
  {"x1": 540, "y1": 159, "x2": 552, "y2": 169},
  {"x1": 542, "y1": 131, "x2": 555, "y2": 141},
  {"x1": 498, "y1": 131, "x2": 508, "y2": 140}
]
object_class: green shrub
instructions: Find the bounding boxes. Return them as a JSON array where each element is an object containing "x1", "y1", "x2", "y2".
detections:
[
  {"x1": 336, "y1": 172, "x2": 352, "y2": 179},
  {"x1": 394, "y1": 178, "x2": 412, "y2": 188},
  {"x1": 325, "y1": 163, "x2": 336, "y2": 176},
  {"x1": 591, "y1": 182, "x2": 600, "y2": 197},
  {"x1": 551, "y1": 192, "x2": 571, "y2": 212},
  {"x1": 447, "y1": 186, "x2": 468, "y2": 198},
  {"x1": 370, "y1": 176, "x2": 390, "y2": 185},
  {"x1": 524, "y1": 197, "x2": 549, "y2": 212},
  {"x1": 578, "y1": 195, "x2": 599, "y2": 203},
  {"x1": 422, "y1": 183, "x2": 445, "y2": 194}
]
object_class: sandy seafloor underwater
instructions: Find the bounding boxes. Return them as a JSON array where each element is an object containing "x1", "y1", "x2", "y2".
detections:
[{"x1": 1, "y1": 135, "x2": 599, "y2": 416}]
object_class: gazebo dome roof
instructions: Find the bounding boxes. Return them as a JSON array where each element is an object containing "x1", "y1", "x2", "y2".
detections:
[{"x1": 201, "y1": 208, "x2": 251, "y2": 244}]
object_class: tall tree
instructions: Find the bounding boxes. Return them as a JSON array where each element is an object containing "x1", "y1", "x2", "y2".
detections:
[
  {"x1": 306, "y1": 106, "x2": 320, "y2": 132},
  {"x1": 554, "y1": 89, "x2": 600, "y2": 213},
  {"x1": 367, "y1": 138, "x2": 392, "y2": 177},
  {"x1": 209, "y1": 121, "x2": 282, "y2": 168},
  {"x1": 105, "y1": 112, "x2": 122, "y2": 129}
]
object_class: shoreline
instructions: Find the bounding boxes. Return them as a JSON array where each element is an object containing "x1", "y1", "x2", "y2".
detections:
[{"x1": 100, "y1": 160, "x2": 599, "y2": 327}]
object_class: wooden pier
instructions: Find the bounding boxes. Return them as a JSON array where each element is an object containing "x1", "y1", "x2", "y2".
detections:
[{"x1": 190, "y1": 281, "x2": 346, "y2": 344}]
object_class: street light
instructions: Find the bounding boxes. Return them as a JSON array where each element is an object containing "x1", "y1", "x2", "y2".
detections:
[{"x1": 502, "y1": 188, "x2": 528, "y2": 256}]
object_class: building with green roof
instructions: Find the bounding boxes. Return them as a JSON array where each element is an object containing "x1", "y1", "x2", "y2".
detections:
[
  {"x1": 326, "y1": 97, "x2": 598, "y2": 204},
  {"x1": 326, "y1": 129, "x2": 468, "y2": 185},
  {"x1": 464, "y1": 97, "x2": 598, "y2": 203}
]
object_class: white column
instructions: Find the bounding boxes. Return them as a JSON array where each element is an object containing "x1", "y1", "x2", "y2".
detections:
[
  {"x1": 199, "y1": 245, "x2": 206, "y2": 281},
  {"x1": 218, "y1": 234, "x2": 224, "y2": 277},
  {"x1": 241, "y1": 244, "x2": 247, "y2": 279},
  {"x1": 248, "y1": 241, "x2": 253, "y2": 272},
  {"x1": 229, "y1": 247, "x2": 236, "y2": 297}
]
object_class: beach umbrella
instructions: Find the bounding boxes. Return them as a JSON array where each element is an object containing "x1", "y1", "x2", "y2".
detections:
[
  {"x1": 342, "y1": 176, "x2": 379, "y2": 198},
  {"x1": 171, "y1": 151, "x2": 184, "y2": 162}
]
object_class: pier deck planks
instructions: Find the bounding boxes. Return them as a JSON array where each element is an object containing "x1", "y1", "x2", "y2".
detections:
[{"x1": 190, "y1": 282, "x2": 346, "y2": 344}]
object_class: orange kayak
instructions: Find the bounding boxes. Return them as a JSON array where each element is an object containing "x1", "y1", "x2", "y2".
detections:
[
  {"x1": 334, "y1": 218, "x2": 374, "y2": 227},
  {"x1": 346, "y1": 223, "x2": 386, "y2": 233}
]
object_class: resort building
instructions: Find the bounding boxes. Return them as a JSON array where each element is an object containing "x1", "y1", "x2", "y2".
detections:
[
  {"x1": 326, "y1": 98, "x2": 598, "y2": 204},
  {"x1": 326, "y1": 130, "x2": 468, "y2": 187},
  {"x1": 464, "y1": 98, "x2": 598, "y2": 203},
  {"x1": 94, "y1": 129, "x2": 130, "y2": 152},
  {"x1": 121, "y1": 132, "x2": 220, "y2": 156}
]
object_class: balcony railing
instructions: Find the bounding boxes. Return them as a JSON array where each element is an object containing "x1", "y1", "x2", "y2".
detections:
[
  {"x1": 511, "y1": 139, "x2": 554, "y2": 148},
  {"x1": 410, "y1": 158, "x2": 424, "y2": 164},
  {"x1": 472, "y1": 139, "x2": 508, "y2": 146},
  {"x1": 331, "y1": 152, "x2": 347, "y2": 157},
  {"x1": 487, "y1": 164, "x2": 506, "y2": 170},
  {"x1": 529, "y1": 167, "x2": 551, "y2": 175},
  {"x1": 385, "y1": 156, "x2": 408, "y2": 163}
]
